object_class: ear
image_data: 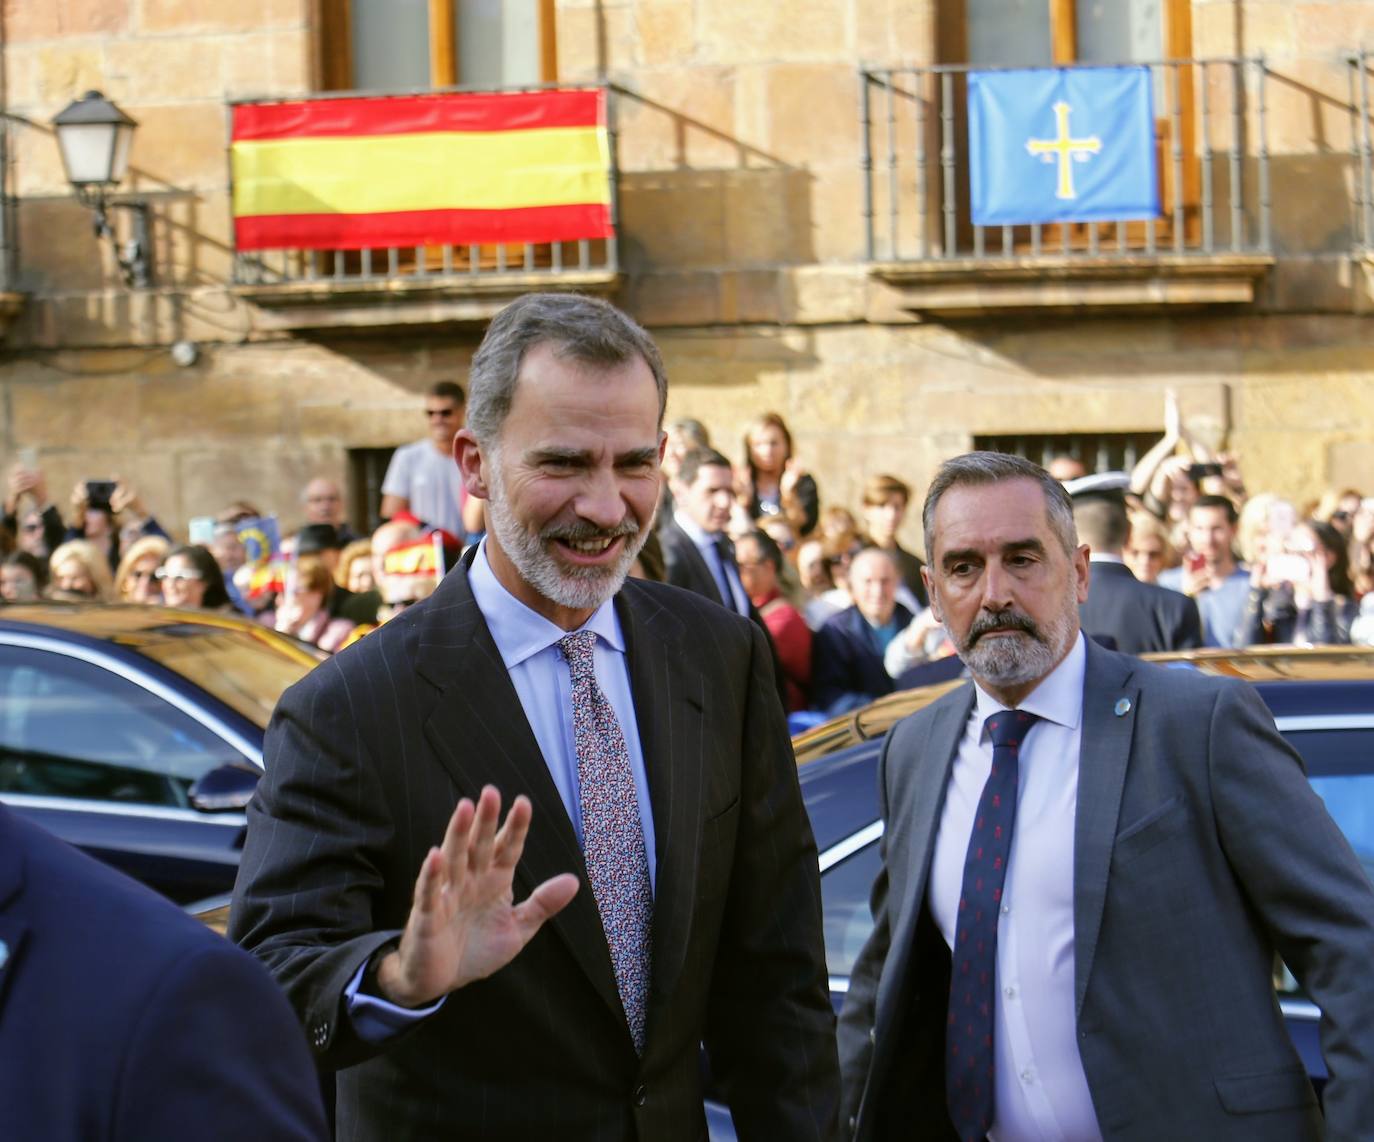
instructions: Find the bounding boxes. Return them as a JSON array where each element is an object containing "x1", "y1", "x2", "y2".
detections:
[
  {"x1": 453, "y1": 429, "x2": 489, "y2": 501},
  {"x1": 922, "y1": 564, "x2": 941, "y2": 621},
  {"x1": 1073, "y1": 543, "x2": 1091, "y2": 604}
]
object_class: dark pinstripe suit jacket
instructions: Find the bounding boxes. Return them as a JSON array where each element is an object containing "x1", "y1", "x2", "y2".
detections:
[{"x1": 230, "y1": 561, "x2": 839, "y2": 1142}]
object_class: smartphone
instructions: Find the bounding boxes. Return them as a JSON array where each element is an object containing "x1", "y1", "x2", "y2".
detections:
[
  {"x1": 16, "y1": 447, "x2": 37, "y2": 471},
  {"x1": 1185, "y1": 551, "x2": 1207, "y2": 573},
  {"x1": 1187, "y1": 462, "x2": 1223, "y2": 482},
  {"x1": 1267, "y1": 553, "x2": 1310, "y2": 584},
  {"x1": 85, "y1": 479, "x2": 117, "y2": 509},
  {"x1": 1267, "y1": 501, "x2": 1296, "y2": 544}
]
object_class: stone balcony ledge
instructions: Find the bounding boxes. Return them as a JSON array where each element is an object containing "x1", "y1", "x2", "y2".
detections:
[{"x1": 868, "y1": 253, "x2": 1275, "y2": 320}]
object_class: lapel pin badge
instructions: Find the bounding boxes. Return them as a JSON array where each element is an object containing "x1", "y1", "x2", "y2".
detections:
[{"x1": 1114, "y1": 698, "x2": 1132, "y2": 717}]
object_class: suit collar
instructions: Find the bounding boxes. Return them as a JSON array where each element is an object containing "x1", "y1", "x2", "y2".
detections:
[{"x1": 1072, "y1": 638, "x2": 1139, "y2": 1016}]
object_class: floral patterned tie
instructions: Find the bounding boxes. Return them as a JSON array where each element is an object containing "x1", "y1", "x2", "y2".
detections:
[
  {"x1": 559, "y1": 630, "x2": 653, "y2": 1053},
  {"x1": 946, "y1": 708, "x2": 1040, "y2": 1142}
]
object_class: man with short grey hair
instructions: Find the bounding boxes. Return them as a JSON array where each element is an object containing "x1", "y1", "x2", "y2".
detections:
[
  {"x1": 233, "y1": 292, "x2": 838, "y2": 1141},
  {"x1": 838, "y1": 450, "x2": 1374, "y2": 1141}
]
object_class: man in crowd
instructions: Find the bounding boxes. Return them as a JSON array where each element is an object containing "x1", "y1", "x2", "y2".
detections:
[
  {"x1": 811, "y1": 547, "x2": 911, "y2": 716},
  {"x1": 380, "y1": 381, "x2": 474, "y2": 540},
  {"x1": 1158, "y1": 494, "x2": 1249, "y2": 646},
  {"x1": 860, "y1": 474, "x2": 928, "y2": 609},
  {"x1": 659, "y1": 447, "x2": 752, "y2": 618},
  {"x1": 735, "y1": 528, "x2": 812, "y2": 712},
  {"x1": 838, "y1": 451, "x2": 1374, "y2": 1141},
  {"x1": 231, "y1": 293, "x2": 838, "y2": 1140},
  {"x1": 1, "y1": 802, "x2": 328, "y2": 1140},
  {"x1": 1069, "y1": 476, "x2": 1203, "y2": 654},
  {"x1": 300, "y1": 476, "x2": 358, "y2": 545}
]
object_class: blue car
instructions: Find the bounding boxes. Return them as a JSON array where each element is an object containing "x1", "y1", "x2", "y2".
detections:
[
  {"x1": 706, "y1": 645, "x2": 1374, "y2": 1137},
  {"x1": 0, "y1": 603, "x2": 323, "y2": 905}
]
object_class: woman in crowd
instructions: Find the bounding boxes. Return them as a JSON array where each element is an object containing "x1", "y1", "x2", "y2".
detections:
[
  {"x1": 336, "y1": 539, "x2": 375, "y2": 595},
  {"x1": 264, "y1": 556, "x2": 357, "y2": 653},
  {"x1": 1238, "y1": 518, "x2": 1357, "y2": 645},
  {"x1": 1123, "y1": 512, "x2": 1178, "y2": 585},
  {"x1": 156, "y1": 544, "x2": 231, "y2": 611},
  {"x1": 738, "y1": 412, "x2": 819, "y2": 537},
  {"x1": 0, "y1": 552, "x2": 44, "y2": 602},
  {"x1": 47, "y1": 539, "x2": 113, "y2": 601},
  {"x1": 114, "y1": 536, "x2": 169, "y2": 604}
]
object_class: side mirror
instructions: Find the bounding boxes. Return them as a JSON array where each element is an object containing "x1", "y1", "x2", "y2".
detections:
[{"x1": 188, "y1": 762, "x2": 260, "y2": 812}]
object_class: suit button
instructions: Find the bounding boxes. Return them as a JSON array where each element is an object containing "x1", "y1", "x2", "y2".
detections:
[
  {"x1": 868, "y1": 1027, "x2": 876, "y2": 1044},
  {"x1": 632, "y1": 1084, "x2": 647, "y2": 1107},
  {"x1": 848, "y1": 1113, "x2": 858, "y2": 1135}
]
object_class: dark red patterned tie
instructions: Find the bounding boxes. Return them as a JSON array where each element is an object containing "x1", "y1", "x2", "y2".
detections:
[{"x1": 946, "y1": 708, "x2": 1039, "y2": 1142}]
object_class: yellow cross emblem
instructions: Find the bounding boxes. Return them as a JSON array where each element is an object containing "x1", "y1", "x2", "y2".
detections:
[{"x1": 1025, "y1": 101, "x2": 1101, "y2": 201}]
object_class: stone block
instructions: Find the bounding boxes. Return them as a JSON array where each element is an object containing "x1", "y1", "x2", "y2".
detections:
[
  {"x1": 807, "y1": 168, "x2": 867, "y2": 262},
  {"x1": 9, "y1": 371, "x2": 143, "y2": 455},
  {"x1": 721, "y1": 167, "x2": 814, "y2": 266},
  {"x1": 615, "y1": 68, "x2": 739, "y2": 171},
  {"x1": 624, "y1": 270, "x2": 722, "y2": 326},
  {"x1": 856, "y1": 0, "x2": 935, "y2": 66},
  {"x1": 718, "y1": 269, "x2": 782, "y2": 323},
  {"x1": 781, "y1": 264, "x2": 868, "y2": 324},
  {"x1": 618, "y1": 172, "x2": 727, "y2": 269},
  {"x1": 15, "y1": 199, "x2": 106, "y2": 293},
  {"x1": 104, "y1": 37, "x2": 226, "y2": 104},
  {"x1": 1260, "y1": 57, "x2": 1353, "y2": 157},
  {"x1": 1268, "y1": 254, "x2": 1357, "y2": 314},
  {"x1": 10, "y1": 42, "x2": 105, "y2": 113},
  {"x1": 3, "y1": 0, "x2": 130, "y2": 41},
  {"x1": 695, "y1": 0, "x2": 851, "y2": 64},
  {"x1": 1327, "y1": 438, "x2": 1374, "y2": 494},
  {"x1": 120, "y1": 103, "x2": 229, "y2": 190},
  {"x1": 765, "y1": 64, "x2": 861, "y2": 167},
  {"x1": 137, "y1": 0, "x2": 302, "y2": 35},
  {"x1": 636, "y1": 1, "x2": 694, "y2": 67}
]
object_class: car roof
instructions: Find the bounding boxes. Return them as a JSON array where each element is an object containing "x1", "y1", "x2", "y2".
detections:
[{"x1": 793, "y1": 646, "x2": 1374, "y2": 765}]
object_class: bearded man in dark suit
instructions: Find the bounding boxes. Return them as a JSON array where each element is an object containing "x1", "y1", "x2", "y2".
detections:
[{"x1": 231, "y1": 293, "x2": 838, "y2": 1142}]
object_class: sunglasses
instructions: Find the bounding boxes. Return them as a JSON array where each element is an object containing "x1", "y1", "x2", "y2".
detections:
[
  {"x1": 155, "y1": 568, "x2": 204, "y2": 582},
  {"x1": 19, "y1": 521, "x2": 42, "y2": 533},
  {"x1": 130, "y1": 569, "x2": 158, "y2": 582},
  {"x1": 425, "y1": 408, "x2": 457, "y2": 419}
]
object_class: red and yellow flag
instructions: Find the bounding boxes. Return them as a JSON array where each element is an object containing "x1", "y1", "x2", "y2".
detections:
[{"x1": 231, "y1": 89, "x2": 613, "y2": 251}]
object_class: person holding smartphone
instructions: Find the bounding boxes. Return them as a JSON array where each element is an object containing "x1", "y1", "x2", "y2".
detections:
[
  {"x1": 1237, "y1": 517, "x2": 1357, "y2": 645},
  {"x1": 1157, "y1": 494, "x2": 1251, "y2": 647}
]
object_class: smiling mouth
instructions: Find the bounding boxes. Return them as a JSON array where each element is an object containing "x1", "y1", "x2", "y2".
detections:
[{"x1": 553, "y1": 535, "x2": 624, "y2": 562}]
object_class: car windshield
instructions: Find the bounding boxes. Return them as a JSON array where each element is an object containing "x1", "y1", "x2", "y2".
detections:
[{"x1": 120, "y1": 623, "x2": 322, "y2": 730}]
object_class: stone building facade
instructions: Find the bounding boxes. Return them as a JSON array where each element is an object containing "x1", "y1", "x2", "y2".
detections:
[{"x1": 3, "y1": 0, "x2": 1374, "y2": 547}]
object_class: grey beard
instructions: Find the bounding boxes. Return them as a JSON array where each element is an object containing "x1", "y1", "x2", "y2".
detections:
[
  {"x1": 949, "y1": 579, "x2": 1080, "y2": 688},
  {"x1": 484, "y1": 463, "x2": 647, "y2": 613}
]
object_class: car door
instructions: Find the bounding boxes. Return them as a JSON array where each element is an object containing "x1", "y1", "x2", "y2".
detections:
[{"x1": 0, "y1": 637, "x2": 260, "y2": 904}]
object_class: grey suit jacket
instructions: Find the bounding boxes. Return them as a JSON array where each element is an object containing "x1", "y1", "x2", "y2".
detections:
[
  {"x1": 230, "y1": 561, "x2": 838, "y2": 1142},
  {"x1": 837, "y1": 638, "x2": 1374, "y2": 1142}
]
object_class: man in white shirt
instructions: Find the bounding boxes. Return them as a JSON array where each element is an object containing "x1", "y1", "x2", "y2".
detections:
[
  {"x1": 837, "y1": 451, "x2": 1374, "y2": 1142},
  {"x1": 380, "y1": 381, "x2": 476, "y2": 539}
]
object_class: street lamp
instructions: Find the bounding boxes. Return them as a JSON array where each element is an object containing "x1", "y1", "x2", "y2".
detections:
[{"x1": 52, "y1": 90, "x2": 151, "y2": 288}]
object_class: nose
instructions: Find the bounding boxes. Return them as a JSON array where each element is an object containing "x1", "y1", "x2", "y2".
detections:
[
  {"x1": 979, "y1": 560, "x2": 1014, "y2": 612},
  {"x1": 575, "y1": 467, "x2": 629, "y2": 530}
]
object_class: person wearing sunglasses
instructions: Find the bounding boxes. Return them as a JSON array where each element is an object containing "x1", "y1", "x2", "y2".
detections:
[
  {"x1": 379, "y1": 381, "x2": 478, "y2": 542},
  {"x1": 3, "y1": 463, "x2": 64, "y2": 560},
  {"x1": 115, "y1": 535, "x2": 170, "y2": 604},
  {"x1": 155, "y1": 544, "x2": 231, "y2": 611}
]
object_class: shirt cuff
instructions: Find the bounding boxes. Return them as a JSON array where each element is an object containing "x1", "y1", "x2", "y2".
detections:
[{"x1": 343, "y1": 956, "x2": 446, "y2": 1043}]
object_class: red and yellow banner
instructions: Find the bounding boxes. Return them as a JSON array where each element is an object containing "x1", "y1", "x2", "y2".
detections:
[{"x1": 231, "y1": 89, "x2": 613, "y2": 251}]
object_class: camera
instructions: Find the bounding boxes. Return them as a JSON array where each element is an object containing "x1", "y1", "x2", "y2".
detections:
[{"x1": 85, "y1": 479, "x2": 117, "y2": 510}]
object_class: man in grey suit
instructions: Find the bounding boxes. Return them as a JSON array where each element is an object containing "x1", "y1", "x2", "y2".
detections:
[
  {"x1": 231, "y1": 293, "x2": 838, "y2": 1141},
  {"x1": 837, "y1": 451, "x2": 1374, "y2": 1141}
]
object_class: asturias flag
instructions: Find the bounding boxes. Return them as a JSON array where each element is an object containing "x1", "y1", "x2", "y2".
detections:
[
  {"x1": 968, "y1": 66, "x2": 1158, "y2": 227},
  {"x1": 231, "y1": 89, "x2": 613, "y2": 251}
]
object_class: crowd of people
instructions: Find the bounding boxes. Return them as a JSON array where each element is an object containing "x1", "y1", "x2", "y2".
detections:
[{"x1": 2, "y1": 388, "x2": 1372, "y2": 702}]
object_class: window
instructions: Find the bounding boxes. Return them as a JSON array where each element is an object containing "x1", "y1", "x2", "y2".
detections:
[
  {"x1": 0, "y1": 647, "x2": 245, "y2": 808},
  {"x1": 820, "y1": 840, "x2": 882, "y2": 980},
  {"x1": 320, "y1": 0, "x2": 557, "y2": 91}
]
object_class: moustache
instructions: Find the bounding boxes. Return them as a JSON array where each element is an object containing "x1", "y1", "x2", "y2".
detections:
[
  {"x1": 967, "y1": 610, "x2": 1041, "y2": 645},
  {"x1": 541, "y1": 519, "x2": 640, "y2": 543}
]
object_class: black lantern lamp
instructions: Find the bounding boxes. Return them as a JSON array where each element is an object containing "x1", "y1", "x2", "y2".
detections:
[{"x1": 52, "y1": 91, "x2": 151, "y2": 288}]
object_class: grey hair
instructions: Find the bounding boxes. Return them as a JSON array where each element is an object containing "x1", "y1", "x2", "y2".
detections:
[
  {"x1": 467, "y1": 293, "x2": 668, "y2": 445},
  {"x1": 922, "y1": 451, "x2": 1078, "y2": 559}
]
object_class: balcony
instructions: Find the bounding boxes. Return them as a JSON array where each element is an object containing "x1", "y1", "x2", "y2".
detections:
[
  {"x1": 0, "y1": 124, "x2": 25, "y2": 337},
  {"x1": 860, "y1": 58, "x2": 1275, "y2": 320},
  {"x1": 228, "y1": 84, "x2": 621, "y2": 333}
]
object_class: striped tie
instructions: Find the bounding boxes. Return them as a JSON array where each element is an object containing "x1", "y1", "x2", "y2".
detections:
[{"x1": 559, "y1": 630, "x2": 653, "y2": 1053}]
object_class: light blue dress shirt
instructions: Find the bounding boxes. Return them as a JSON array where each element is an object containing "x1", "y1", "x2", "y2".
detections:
[{"x1": 346, "y1": 541, "x2": 657, "y2": 1040}]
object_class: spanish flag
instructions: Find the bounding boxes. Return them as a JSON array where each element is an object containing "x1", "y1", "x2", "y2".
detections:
[{"x1": 231, "y1": 89, "x2": 613, "y2": 251}]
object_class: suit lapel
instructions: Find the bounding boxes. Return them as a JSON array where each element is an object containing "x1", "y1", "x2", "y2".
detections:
[
  {"x1": 0, "y1": 810, "x2": 29, "y2": 1020},
  {"x1": 880, "y1": 686, "x2": 972, "y2": 1017},
  {"x1": 1073, "y1": 641, "x2": 1139, "y2": 1017},
  {"x1": 614, "y1": 585, "x2": 704, "y2": 1023},
  {"x1": 413, "y1": 565, "x2": 625, "y2": 1027}
]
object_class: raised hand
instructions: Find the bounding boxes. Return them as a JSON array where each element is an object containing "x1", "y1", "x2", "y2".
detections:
[{"x1": 376, "y1": 786, "x2": 579, "y2": 1008}]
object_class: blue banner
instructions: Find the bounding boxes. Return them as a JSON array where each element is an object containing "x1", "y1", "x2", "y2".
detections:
[{"x1": 968, "y1": 66, "x2": 1159, "y2": 226}]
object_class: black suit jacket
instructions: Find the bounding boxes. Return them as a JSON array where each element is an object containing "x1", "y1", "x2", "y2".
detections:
[
  {"x1": 659, "y1": 518, "x2": 740, "y2": 610},
  {"x1": 230, "y1": 561, "x2": 838, "y2": 1141},
  {"x1": 0, "y1": 806, "x2": 326, "y2": 1142},
  {"x1": 1079, "y1": 559, "x2": 1203, "y2": 655},
  {"x1": 811, "y1": 603, "x2": 913, "y2": 717}
]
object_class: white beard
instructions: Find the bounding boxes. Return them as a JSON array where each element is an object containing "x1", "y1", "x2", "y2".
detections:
[{"x1": 946, "y1": 574, "x2": 1080, "y2": 688}]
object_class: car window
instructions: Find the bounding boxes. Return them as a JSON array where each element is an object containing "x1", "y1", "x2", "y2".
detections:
[
  {"x1": 0, "y1": 646, "x2": 246, "y2": 808},
  {"x1": 821, "y1": 840, "x2": 882, "y2": 980}
]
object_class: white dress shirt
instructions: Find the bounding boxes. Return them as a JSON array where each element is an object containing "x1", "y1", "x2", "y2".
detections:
[
  {"x1": 672, "y1": 509, "x2": 750, "y2": 616},
  {"x1": 928, "y1": 633, "x2": 1102, "y2": 1142}
]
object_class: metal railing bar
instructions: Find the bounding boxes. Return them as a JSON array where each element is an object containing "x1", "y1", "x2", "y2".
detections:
[
  {"x1": 916, "y1": 77, "x2": 929, "y2": 258},
  {"x1": 886, "y1": 75, "x2": 899, "y2": 261},
  {"x1": 1230, "y1": 57, "x2": 1243, "y2": 251},
  {"x1": 860, "y1": 72, "x2": 874, "y2": 260},
  {"x1": 1361, "y1": 50, "x2": 1374, "y2": 249},
  {"x1": 941, "y1": 70, "x2": 955, "y2": 256},
  {"x1": 1256, "y1": 57, "x2": 1270, "y2": 252},
  {"x1": 1201, "y1": 60, "x2": 1214, "y2": 252},
  {"x1": 1171, "y1": 62, "x2": 1184, "y2": 253}
]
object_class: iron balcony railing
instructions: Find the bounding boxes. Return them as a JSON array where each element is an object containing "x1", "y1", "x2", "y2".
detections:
[
  {"x1": 228, "y1": 82, "x2": 618, "y2": 288},
  {"x1": 860, "y1": 57, "x2": 1271, "y2": 263},
  {"x1": 1350, "y1": 51, "x2": 1374, "y2": 253}
]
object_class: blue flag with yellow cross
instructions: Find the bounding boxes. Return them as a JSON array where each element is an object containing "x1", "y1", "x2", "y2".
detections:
[{"x1": 968, "y1": 66, "x2": 1159, "y2": 226}]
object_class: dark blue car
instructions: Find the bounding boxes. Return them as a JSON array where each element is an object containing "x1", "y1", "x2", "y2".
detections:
[
  {"x1": 706, "y1": 645, "x2": 1374, "y2": 1137},
  {"x1": 0, "y1": 604, "x2": 323, "y2": 905}
]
